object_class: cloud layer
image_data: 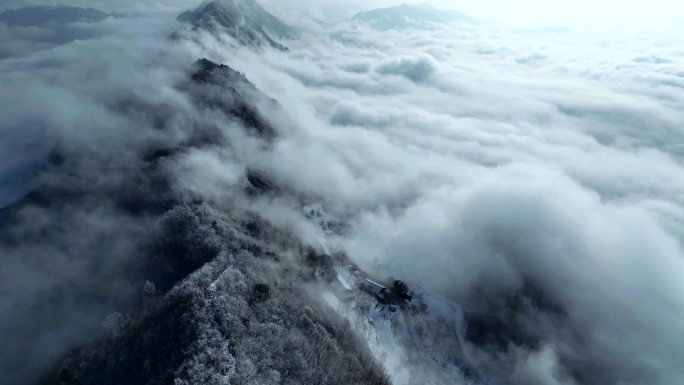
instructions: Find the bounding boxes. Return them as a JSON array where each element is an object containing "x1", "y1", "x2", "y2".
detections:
[{"x1": 200, "y1": 19, "x2": 684, "y2": 385}]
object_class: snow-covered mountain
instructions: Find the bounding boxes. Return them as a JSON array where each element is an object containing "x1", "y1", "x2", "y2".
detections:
[
  {"x1": 38, "y1": 204, "x2": 391, "y2": 385},
  {"x1": 5, "y1": 1, "x2": 683, "y2": 385},
  {"x1": 0, "y1": 3, "x2": 494, "y2": 384},
  {"x1": 178, "y1": 0, "x2": 295, "y2": 49},
  {"x1": 2, "y1": 55, "x2": 390, "y2": 385}
]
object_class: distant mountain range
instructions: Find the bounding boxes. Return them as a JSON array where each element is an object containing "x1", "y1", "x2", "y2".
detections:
[
  {"x1": 352, "y1": 3, "x2": 470, "y2": 30},
  {"x1": 0, "y1": 5, "x2": 123, "y2": 59},
  {"x1": 0, "y1": 5, "x2": 121, "y2": 27}
]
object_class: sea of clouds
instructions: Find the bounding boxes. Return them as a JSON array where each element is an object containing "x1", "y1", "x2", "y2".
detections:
[
  {"x1": 1, "y1": 1, "x2": 684, "y2": 385},
  {"x1": 202, "y1": 18, "x2": 684, "y2": 385}
]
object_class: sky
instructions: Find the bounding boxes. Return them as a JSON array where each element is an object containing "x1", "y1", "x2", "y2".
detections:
[
  {"x1": 2, "y1": 0, "x2": 683, "y2": 29},
  {"x1": 260, "y1": 0, "x2": 684, "y2": 28},
  {"x1": 432, "y1": 0, "x2": 684, "y2": 28},
  {"x1": 1, "y1": 1, "x2": 684, "y2": 385}
]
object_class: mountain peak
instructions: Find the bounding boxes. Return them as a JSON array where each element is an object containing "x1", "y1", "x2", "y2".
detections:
[{"x1": 177, "y1": 0, "x2": 294, "y2": 49}]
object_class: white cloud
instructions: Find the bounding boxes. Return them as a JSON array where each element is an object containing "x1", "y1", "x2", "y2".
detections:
[
  {"x1": 263, "y1": 0, "x2": 684, "y2": 29},
  {"x1": 194, "y1": 18, "x2": 684, "y2": 385},
  {"x1": 376, "y1": 53, "x2": 438, "y2": 82}
]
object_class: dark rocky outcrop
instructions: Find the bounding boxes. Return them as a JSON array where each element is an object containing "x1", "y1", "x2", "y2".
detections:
[{"x1": 189, "y1": 58, "x2": 278, "y2": 139}]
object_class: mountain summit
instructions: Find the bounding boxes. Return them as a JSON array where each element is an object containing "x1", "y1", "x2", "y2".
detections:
[{"x1": 177, "y1": 0, "x2": 294, "y2": 49}]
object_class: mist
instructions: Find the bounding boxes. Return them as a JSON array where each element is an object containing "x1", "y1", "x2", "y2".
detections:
[{"x1": 0, "y1": 11, "x2": 203, "y2": 384}]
